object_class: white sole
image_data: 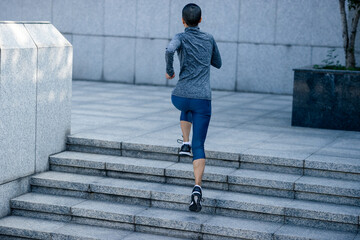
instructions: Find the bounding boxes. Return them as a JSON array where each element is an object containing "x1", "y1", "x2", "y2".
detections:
[{"x1": 179, "y1": 151, "x2": 192, "y2": 156}]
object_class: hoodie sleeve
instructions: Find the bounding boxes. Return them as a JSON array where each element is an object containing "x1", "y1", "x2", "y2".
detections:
[
  {"x1": 165, "y1": 34, "x2": 181, "y2": 76},
  {"x1": 211, "y1": 37, "x2": 222, "y2": 69}
]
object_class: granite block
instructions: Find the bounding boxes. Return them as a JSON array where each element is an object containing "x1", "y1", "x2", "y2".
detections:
[
  {"x1": 50, "y1": 165, "x2": 107, "y2": 177},
  {"x1": 311, "y1": 0, "x2": 342, "y2": 47},
  {"x1": 291, "y1": 68, "x2": 360, "y2": 131},
  {"x1": 71, "y1": 200, "x2": 146, "y2": 223},
  {"x1": 210, "y1": 42, "x2": 237, "y2": 91},
  {"x1": 0, "y1": 23, "x2": 37, "y2": 184},
  {"x1": 135, "y1": 225, "x2": 201, "y2": 239},
  {"x1": 284, "y1": 199, "x2": 360, "y2": 224},
  {"x1": 316, "y1": 147, "x2": 360, "y2": 159},
  {"x1": 67, "y1": 145, "x2": 122, "y2": 156},
  {"x1": 21, "y1": 0, "x2": 52, "y2": 22},
  {"x1": 72, "y1": 0, "x2": 104, "y2": 35},
  {"x1": 89, "y1": 177, "x2": 155, "y2": 198},
  {"x1": 24, "y1": 24, "x2": 71, "y2": 47},
  {"x1": 241, "y1": 162, "x2": 303, "y2": 175},
  {"x1": 11, "y1": 192, "x2": 85, "y2": 215},
  {"x1": 68, "y1": 133, "x2": 121, "y2": 149},
  {"x1": 166, "y1": 177, "x2": 228, "y2": 190},
  {"x1": 136, "y1": 0, "x2": 170, "y2": 38},
  {"x1": 202, "y1": 215, "x2": 281, "y2": 240},
  {"x1": 72, "y1": 35, "x2": 103, "y2": 80},
  {"x1": 217, "y1": 191, "x2": 291, "y2": 215},
  {"x1": 89, "y1": 192, "x2": 151, "y2": 207},
  {"x1": 228, "y1": 169, "x2": 300, "y2": 190},
  {"x1": 135, "y1": 208, "x2": 209, "y2": 232},
  {"x1": 295, "y1": 191, "x2": 360, "y2": 207},
  {"x1": 104, "y1": 37, "x2": 135, "y2": 83},
  {"x1": 295, "y1": 176, "x2": 360, "y2": 198},
  {"x1": 31, "y1": 186, "x2": 90, "y2": 199},
  {"x1": 11, "y1": 209, "x2": 71, "y2": 222},
  {"x1": 0, "y1": 0, "x2": 22, "y2": 21},
  {"x1": 304, "y1": 169, "x2": 360, "y2": 182},
  {"x1": 30, "y1": 171, "x2": 105, "y2": 192},
  {"x1": 71, "y1": 216, "x2": 134, "y2": 231},
  {"x1": 151, "y1": 200, "x2": 216, "y2": 215},
  {"x1": 52, "y1": 0, "x2": 73, "y2": 33},
  {"x1": 155, "y1": 184, "x2": 218, "y2": 206},
  {"x1": 105, "y1": 156, "x2": 174, "y2": 175},
  {"x1": 122, "y1": 232, "x2": 185, "y2": 240},
  {"x1": 122, "y1": 150, "x2": 178, "y2": 162},
  {"x1": 180, "y1": 157, "x2": 239, "y2": 169},
  {"x1": 30, "y1": 42, "x2": 72, "y2": 172},
  {"x1": 122, "y1": 142, "x2": 179, "y2": 154},
  {"x1": 0, "y1": 216, "x2": 66, "y2": 240},
  {"x1": 276, "y1": 0, "x2": 313, "y2": 45},
  {"x1": 305, "y1": 154, "x2": 360, "y2": 174},
  {"x1": 202, "y1": 234, "x2": 242, "y2": 240},
  {"x1": 274, "y1": 224, "x2": 356, "y2": 240},
  {"x1": 52, "y1": 222, "x2": 131, "y2": 240},
  {"x1": 106, "y1": 171, "x2": 165, "y2": 183},
  {"x1": 215, "y1": 207, "x2": 284, "y2": 223},
  {"x1": 165, "y1": 163, "x2": 234, "y2": 182},
  {"x1": 169, "y1": 0, "x2": 239, "y2": 41},
  {"x1": 237, "y1": 43, "x2": 311, "y2": 94},
  {"x1": 241, "y1": 149, "x2": 305, "y2": 168},
  {"x1": 285, "y1": 216, "x2": 358, "y2": 233},
  {"x1": 204, "y1": 150, "x2": 239, "y2": 161},
  {"x1": 229, "y1": 184, "x2": 294, "y2": 198},
  {"x1": 135, "y1": 38, "x2": 168, "y2": 85},
  {"x1": 50, "y1": 151, "x2": 110, "y2": 169},
  {"x1": 104, "y1": 0, "x2": 136, "y2": 36},
  {"x1": 0, "y1": 177, "x2": 30, "y2": 218},
  {"x1": 239, "y1": 0, "x2": 276, "y2": 43}
]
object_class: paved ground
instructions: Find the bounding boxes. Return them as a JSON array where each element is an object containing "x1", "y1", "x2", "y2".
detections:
[{"x1": 71, "y1": 80, "x2": 360, "y2": 160}]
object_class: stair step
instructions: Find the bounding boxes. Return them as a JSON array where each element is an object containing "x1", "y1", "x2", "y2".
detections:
[
  {"x1": 49, "y1": 152, "x2": 360, "y2": 205},
  {"x1": 28, "y1": 173, "x2": 360, "y2": 231},
  {"x1": 7, "y1": 194, "x2": 357, "y2": 240},
  {"x1": 66, "y1": 135, "x2": 360, "y2": 180},
  {"x1": 0, "y1": 215, "x2": 184, "y2": 239}
]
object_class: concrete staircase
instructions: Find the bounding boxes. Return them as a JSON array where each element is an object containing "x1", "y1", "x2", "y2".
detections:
[{"x1": 1, "y1": 136, "x2": 360, "y2": 239}]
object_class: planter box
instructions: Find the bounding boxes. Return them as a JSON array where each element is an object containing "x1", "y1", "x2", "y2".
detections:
[{"x1": 292, "y1": 66, "x2": 360, "y2": 131}]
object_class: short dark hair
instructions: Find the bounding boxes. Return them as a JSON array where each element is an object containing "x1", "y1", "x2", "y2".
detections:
[{"x1": 182, "y1": 3, "x2": 201, "y2": 27}]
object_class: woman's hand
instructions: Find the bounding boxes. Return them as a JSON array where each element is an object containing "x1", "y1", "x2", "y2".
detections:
[{"x1": 166, "y1": 73, "x2": 175, "y2": 79}]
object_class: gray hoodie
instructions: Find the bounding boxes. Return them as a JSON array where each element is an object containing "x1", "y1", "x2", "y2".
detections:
[{"x1": 165, "y1": 26, "x2": 222, "y2": 100}]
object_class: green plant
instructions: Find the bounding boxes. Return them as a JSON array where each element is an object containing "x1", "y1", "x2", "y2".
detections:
[{"x1": 322, "y1": 48, "x2": 341, "y2": 67}]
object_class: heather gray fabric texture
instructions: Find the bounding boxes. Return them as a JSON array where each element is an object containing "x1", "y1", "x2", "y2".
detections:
[{"x1": 165, "y1": 26, "x2": 222, "y2": 100}]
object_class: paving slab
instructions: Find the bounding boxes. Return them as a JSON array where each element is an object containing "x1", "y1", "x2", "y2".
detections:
[
  {"x1": 274, "y1": 224, "x2": 356, "y2": 240},
  {"x1": 11, "y1": 192, "x2": 86, "y2": 215},
  {"x1": 0, "y1": 215, "x2": 66, "y2": 239},
  {"x1": 295, "y1": 176, "x2": 360, "y2": 198},
  {"x1": 228, "y1": 169, "x2": 301, "y2": 190},
  {"x1": 202, "y1": 215, "x2": 281, "y2": 240},
  {"x1": 71, "y1": 199, "x2": 147, "y2": 223},
  {"x1": 31, "y1": 171, "x2": 105, "y2": 192},
  {"x1": 70, "y1": 82, "x2": 360, "y2": 166}
]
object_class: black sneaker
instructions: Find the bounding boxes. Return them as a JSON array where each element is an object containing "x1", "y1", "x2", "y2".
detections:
[
  {"x1": 189, "y1": 185, "x2": 202, "y2": 212},
  {"x1": 179, "y1": 144, "x2": 191, "y2": 156}
]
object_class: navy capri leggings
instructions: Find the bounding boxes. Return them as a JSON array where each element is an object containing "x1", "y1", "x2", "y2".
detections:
[{"x1": 171, "y1": 95, "x2": 211, "y2": 161}]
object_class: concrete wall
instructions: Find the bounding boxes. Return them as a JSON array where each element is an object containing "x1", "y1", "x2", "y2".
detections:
[
  {"x1": 0, "y1": 0, "x2": 357, "y2": 94},
  {"x1": 0, "y1": 22, "x2": 72, "y2": 218}
]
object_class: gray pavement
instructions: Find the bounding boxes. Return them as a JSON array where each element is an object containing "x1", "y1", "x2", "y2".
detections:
[{"x1": 71, "y1": 80, "x2": 360, "y2": 161}]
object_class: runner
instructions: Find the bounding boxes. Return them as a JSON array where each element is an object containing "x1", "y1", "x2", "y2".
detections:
[{"x1": 165, "y1": 3, "x2": 222, "y2": 212}]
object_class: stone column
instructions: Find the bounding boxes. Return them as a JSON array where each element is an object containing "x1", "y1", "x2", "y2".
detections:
[{"x1": 0, "y1": 21, "x2": 72, "y2": 218}]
